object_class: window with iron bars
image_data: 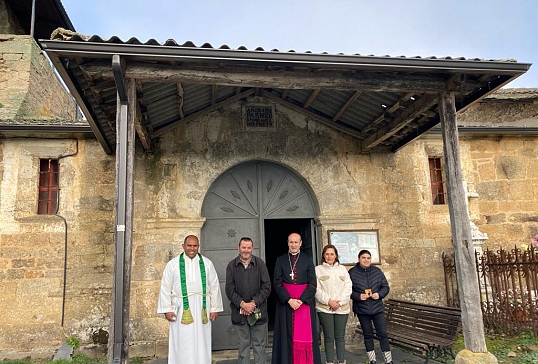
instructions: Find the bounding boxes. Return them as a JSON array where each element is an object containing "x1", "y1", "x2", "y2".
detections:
[
  {"x1": 38, "y1": 159, "x2": 59, "y2": 214},
  {"x1": 428, "y1": 156, "x2": 446, "y2": 205}
]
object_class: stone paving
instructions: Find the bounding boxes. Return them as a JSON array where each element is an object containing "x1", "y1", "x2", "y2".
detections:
[{"x1": 146, "y1": 332, "x2": 433, "y2": 364}]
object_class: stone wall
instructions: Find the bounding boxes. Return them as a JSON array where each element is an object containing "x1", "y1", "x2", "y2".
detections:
[
  {"x1": 0, "y1": 35, "x2": 77, "y2": 120},
  {"x1": 0, "y1": 139, "x2": 115, "y2": 359},
  {"x1": 458, "y1": 95, "x2": 538, "y2": 248},
  {"x1": 0, "y1": 94, "x2": 537, "y2": 359}
]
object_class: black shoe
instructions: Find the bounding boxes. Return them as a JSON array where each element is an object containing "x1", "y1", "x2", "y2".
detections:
[{"x1": 370, "y1": 361, "x2": 377, "y2": 364}]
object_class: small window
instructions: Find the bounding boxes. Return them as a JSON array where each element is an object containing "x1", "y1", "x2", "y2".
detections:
[
  {"x1": 38, "y1": 159, "x2": 59, "y2": 214},
  {"x1": 428, "y1": 157, "x2": 446, "y2": 205}
]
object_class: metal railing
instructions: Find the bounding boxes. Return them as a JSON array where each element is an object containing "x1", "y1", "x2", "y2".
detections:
[{"x1": 443, "y1": 246, "x2": 538, "y2": 334}]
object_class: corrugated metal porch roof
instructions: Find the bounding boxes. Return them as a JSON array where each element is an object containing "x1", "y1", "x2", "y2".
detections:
[{"x1": 40, "y1": 34, "x2": 531, "y2": 155}]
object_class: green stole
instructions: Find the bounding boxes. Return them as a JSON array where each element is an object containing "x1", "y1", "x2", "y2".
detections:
[{"x1": 179, "y1": 252, "x2": 208, "y2": 325}]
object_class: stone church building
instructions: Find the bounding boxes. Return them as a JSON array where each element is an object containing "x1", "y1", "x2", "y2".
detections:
[{"x1": 0, "y1": 0, "x2": 537, "y2": 360}]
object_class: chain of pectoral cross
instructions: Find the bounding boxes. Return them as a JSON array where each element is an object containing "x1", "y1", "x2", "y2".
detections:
[{"x1": 288, "y1": 252, "x2": 300, "y2": 280}]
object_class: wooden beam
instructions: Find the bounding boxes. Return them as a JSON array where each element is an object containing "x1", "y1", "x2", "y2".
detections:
[
  {"x1": 176, "y1": 83, "x2": 185, "y2": 119},
  {"x1": 303, "y1": 88, "x2": 321, "y2": 108},
  {"x1": 422, "y1": 109, "x2": 437, "y2": 117},
  {"x1": 439, "y1": 91, "x2": 487, "y2": 353},
  {"x1": 386, "y1": 101, "x2": 400, "y2": 114},
  {"x1": 109, "y1": 77, "x2": 136, "y2": 362},
  {"x1": 332, "y1": 90, "x2": 362, "y2": 121},
  {"x1": 361, "y1": 91, "x2": 430, "y2": 140},
  {"x1": 135, "y1": 112, "x2": 152, "y2": 151},
  {"x1": 390, "y1": 115, "x2": 440, "y2": 152},
  {"x1": 211, "y1": 84, "x2": 217, "y2": 105},
  {"x1": 401, "y1": 92, "x2": 415, "y2": 102},
  {"x1": 128, "y1": 80, "x2": 152, "y2": 151},
  {"x1": 153, "y1": 88, "x2": 256, "y2": 137},
  {"x1": 91, "y1": 80, "x2": 117, "y2": 92},
  {"x1": 260, "y1": 90, "x2": 362, "y2": 139},
  {"x1": 43, "y1": 53, "x2": 113, "y2": 154},
  {"x1": 79, "y1": 61, "x2": 479, "y2": 93},
  {"x1": 361, "y1": 113, "x2": 385, "y2": 134},
  {"x1": 360, "y1": 94, "x2": 437, "y2": 151}
]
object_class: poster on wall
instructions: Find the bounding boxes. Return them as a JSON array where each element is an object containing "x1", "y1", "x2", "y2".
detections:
[{"x1": 327, "y1": 230, "x2": 380, "y2": 265}]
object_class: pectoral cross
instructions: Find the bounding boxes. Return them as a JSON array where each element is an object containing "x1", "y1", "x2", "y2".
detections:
[{"x1": 290, "y1": 272, "x2": 294, "y2": 280}]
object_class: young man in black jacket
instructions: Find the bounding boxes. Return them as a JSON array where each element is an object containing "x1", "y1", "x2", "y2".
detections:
[{"x1": 349, "y1": 249, "x2": 393, "y2": 364}]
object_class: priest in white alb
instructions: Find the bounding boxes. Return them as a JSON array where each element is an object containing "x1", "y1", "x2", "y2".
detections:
[{"x1": 157, "y1": 235, "x2": 223, "y2": 364}]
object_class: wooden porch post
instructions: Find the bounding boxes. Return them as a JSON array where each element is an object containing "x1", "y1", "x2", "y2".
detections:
[
  {"x1": 108, "y1": 74, "x2": 136, "y2": 364},
  {"x1": 438, "y1": 91, "x2": 487, "y2": 353}
]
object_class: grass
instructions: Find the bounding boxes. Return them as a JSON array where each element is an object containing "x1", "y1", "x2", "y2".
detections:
[
  {"x1": 46, "y1": 355, "x2": 104, "y2": 364},
  {"x1": 439, "y1": 332, "x2": 538, "y2": 364}
]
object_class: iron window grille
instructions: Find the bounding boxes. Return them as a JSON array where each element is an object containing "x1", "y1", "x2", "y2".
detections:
[
  {"x1": 38, "y1": 159, "x2": 59, "y2": 214},
  {"x1": 428, "y1": 156, "x2": 446, "y2": 205}
]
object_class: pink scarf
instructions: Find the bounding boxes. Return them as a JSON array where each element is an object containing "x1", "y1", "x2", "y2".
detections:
[{"x1": 283, "y1": 283, "x2": 313, "y2": 364}]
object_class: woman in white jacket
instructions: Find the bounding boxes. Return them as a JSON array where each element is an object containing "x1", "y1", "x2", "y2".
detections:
[{"x1": 315, "y1": 245, "x2": 353, "y2": 364}]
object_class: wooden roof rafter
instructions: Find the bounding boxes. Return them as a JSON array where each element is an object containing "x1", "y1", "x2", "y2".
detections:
[
  {"x1": 128, "y1": 79, "x2": 152, "y2": 150},
  {"x1": 303, "y1": 89, "x2": 321, "y2": 109},
  {"x1": 260, "y1": 89, "x2": 362, "y2": 139},
  {"x1": 91, "y1": 80, "x2": 117, "y2": 93},
  {"x1": 360, "y1": 94, "x2": 438, "y2": 151},
  {"x1": 153, "y1": 88, "x2": 256, "y2": 137},
  {"x1": 360, "y1": 92, "x2": 420, "y2": 135},
  {"x1": 211, "y1": 84, "x2": 218, "y2": 105},
  {"x1": 176, "y1": 83, "x2": 185, "y2": 119},
  {"x1": 332, "y1": 90, "x2": 362, "y2": 122}
]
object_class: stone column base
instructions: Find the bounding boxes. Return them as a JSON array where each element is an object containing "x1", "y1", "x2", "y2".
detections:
[{"x1": 455, "y1": 349, "x2": 498, "y2": 364}]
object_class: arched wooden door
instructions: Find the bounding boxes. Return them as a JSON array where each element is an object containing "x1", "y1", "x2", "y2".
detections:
[{"x1": 200, "y1": 160, "x2": 318, "y2": 350}]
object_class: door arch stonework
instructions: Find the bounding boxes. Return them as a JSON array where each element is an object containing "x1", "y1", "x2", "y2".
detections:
[{"x1": 200, "y1": 160, "x2": 319, "y2": 350}]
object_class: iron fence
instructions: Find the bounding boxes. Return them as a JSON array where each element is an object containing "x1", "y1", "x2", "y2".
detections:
[{"x1": 443, "y1": 246, "x2": 538, "y2": 334}]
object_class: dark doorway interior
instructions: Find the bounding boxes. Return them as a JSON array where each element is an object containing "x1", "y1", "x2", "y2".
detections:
[{"x1": 264, "y1": 218, "x2": 316, "y2": 331}]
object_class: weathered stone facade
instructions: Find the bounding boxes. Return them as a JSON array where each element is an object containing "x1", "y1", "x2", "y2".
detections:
[
  {"x1": 0, "y1": 34, "x2": 77, "y2": 121},
  {"x1": 1, "y1": 91, "x2": 537, "y2": 359},
  {"x1": 457, "y1": 93, "x2": 538, "y2": 247},
  {"x1": 0, "y1": 138, "x2": 115, "y2": 359}
]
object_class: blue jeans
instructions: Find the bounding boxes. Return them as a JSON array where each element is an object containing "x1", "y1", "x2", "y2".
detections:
[{"x1": 358, "y1": 312, "x2": 390, "y2": 352}]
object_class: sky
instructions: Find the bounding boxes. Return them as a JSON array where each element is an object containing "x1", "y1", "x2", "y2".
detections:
[{"x1": 60, "y1": 0, "x2": 537, "y2": 88}]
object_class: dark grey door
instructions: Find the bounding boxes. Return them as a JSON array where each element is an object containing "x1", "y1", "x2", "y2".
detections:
[{"x1": 201, "y1": 161, "x2": 317, "y2": 350}]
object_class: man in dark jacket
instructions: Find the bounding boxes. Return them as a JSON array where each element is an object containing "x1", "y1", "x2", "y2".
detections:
[
  {"x1": 225, "y1": 237, "x2": 271, "y2": 364},
  {"x1": 349, "y1": 249, "x2": 393, "y2": 364}
]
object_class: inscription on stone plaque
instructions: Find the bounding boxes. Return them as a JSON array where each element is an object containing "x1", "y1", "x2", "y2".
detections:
[{"x1": 245, "y1": 106, "x2": 274, "y2": 128}]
